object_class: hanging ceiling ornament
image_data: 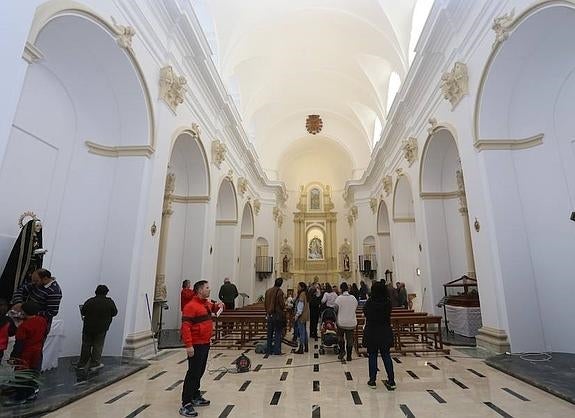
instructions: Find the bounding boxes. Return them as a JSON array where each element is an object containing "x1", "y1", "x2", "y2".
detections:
[{"x1": 305, "y1": 114, "x2": 323, "y2": 135}]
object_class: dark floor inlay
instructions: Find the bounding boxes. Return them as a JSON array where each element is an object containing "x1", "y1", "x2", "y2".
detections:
[
  {"x1": 165, "y1": 380, "x2": 184, "y2": 391},
  {"x1": 178, "y1": 358, "x2": 188, "y2": 364},
  {"x1": 313, "y1": 380, "x2": 320, "y2": 391},
  {"x1": 286, "y1": 358, "x2": 293, "y2": 365},
  {"x1": 414, "y1": 353, "x2": 421, "y2": 357},
  {"x1": 399, "y1": 404, "x2": 415, "y2": 418},
  {"x1": 449, "y1": 377, "x2": 468, "y2": 389},
  {"x1": 445, "y1": 356, "x2": 456, "y2": 362},
  {"x1": 243, "y1": 349, "x2": 251, "y2": 353},
  {"x1": 468, "y1": 368, "x2": 485, "y2": 377},
  {"x1": 263, "y1": 353, "x2": 270, "y2": 359},
  {"x1": 314, "y1": 364, "x2": 319, "y2": 372},
  {"x1": 213, "y1": 353, "x2": 223, "y2": 358},
  {"x1": 345, "y1": 371, "x2": 353, "y2": 381},
  {"x1": 254, "y1": 364, "x2": 262, "y2": 372},
  {"x1": 484, "y1": 402, "x2": 513, "y2": 418},
  {"x1": 314, "y1": 353, "x2": 319, "y2": 359},
  {"x1": 280, "y1": 371, "x2": 288, "y2": 381},
  {"x1": 148, "y1": 370, "x2": 167, "y2": 380},
  {"x1": 351, "y1": 390, "x2": 362, "y2": 405},
  {"x1": 218, "y1": 404, "x2": 235, "y2": 418},
  {"x1": 314, "y1": 344, "x2": 318, "y2": 349},
  {"x1": 502, "y1": 387, "x2": 530, "y2": 401},
  {"x1": 214, "y1": 371, "x2": 227, "y2": 381},
  {"x1": 239, "y1": 380, "x2": 251, "y2": 391},
  {"x1": 125, "y1": 404, "x2": 150, "y2": 418},
  {"x1": 270, "y1": 391, "x2": 282, "y2": 405},
  {"x1": 406, "y1": 370, "x2": 419, "y2": 380},
  {"x1": 393, "y1": 357, "x2": 402, "y2": 364},
  {"x1": 312, "y1": 404, "x2": 320, "y2": 418},
  {"x1": 427, "y1": 390, "x2": 446, "y2": 404},
  {"x1": 428, "y1": 362, "x2": 439, "y2": 370},
  {"x1": 105, "y1": 390, "x2": 132, "y2": 404}
]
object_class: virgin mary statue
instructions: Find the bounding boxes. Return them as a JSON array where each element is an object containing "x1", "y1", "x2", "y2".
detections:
[{"x1": 0, "y1": 217, "x2": 46, "y2": 300}]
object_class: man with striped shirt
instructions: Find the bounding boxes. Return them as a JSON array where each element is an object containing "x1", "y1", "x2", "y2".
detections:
[{"x1": 11, "y1": 268, "x2": 62, "y2": 330}]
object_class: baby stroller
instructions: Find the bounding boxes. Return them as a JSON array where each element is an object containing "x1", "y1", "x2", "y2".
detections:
[{"x1": 319, "y1": 307, "x2": 340, "y2": 355}]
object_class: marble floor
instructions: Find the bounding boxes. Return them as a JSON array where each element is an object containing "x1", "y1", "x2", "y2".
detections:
[{"x1": 44, "y1": 345, "x2": 575, "y2": 418}]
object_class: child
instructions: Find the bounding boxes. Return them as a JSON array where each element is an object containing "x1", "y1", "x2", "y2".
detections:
[
  {"x1": 5, "y1": 301, "x2": 47, "y2": 405},
  {"x1": 0, "y1": 299, "x2": 16, "y2": 363}
]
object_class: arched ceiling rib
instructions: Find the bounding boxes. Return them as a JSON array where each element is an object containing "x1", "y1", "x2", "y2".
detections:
[{"x1": 202, "y1": 0, "x2": 421, "y2": 176}]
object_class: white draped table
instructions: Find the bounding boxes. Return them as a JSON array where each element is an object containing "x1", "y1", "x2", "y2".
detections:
[
  {"x1": 42, "y1": 319, "x2": 64, "y2": 371},
  {"x1": 445, "y1": 305, "x2": 482, "y2": 337}
]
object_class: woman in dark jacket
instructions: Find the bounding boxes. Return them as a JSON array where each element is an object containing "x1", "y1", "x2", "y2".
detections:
[
  {"x1": 349, "y1": 283, "x2": 360, "y2": 300},
  {"x1": 308, "y1": 283, "x2": 322, "y2": 339},
  {"x1": 363, "y1": 281, "x2": 396, "y2": 390}
]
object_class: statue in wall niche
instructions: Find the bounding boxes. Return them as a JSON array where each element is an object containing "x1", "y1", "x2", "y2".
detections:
[
  {"x1": 343, "y1": 254, "x2": 350, "y2": 272},
  {"x1": 308, "y1": 236, "x2": 324, "y2": 260},
  {"x1": 282, "y1": 255, "x2": 289, "y2": 273},
  {"x1": 0, "y1": 214, "x2": 47, "y2": 300}
]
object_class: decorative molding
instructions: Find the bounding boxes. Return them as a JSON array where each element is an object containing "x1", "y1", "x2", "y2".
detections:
[
  {"x1": 154, "y1": 273, "x2": 167, "y2": 302},
  {"x1": 225, "y1": 169, "x2": 234, "y2": 182},
  {"x1": 383, "y1": 175, "x2": 393, "y2": 196},
  {"x1": 440, "y1": 62, "x2": 468, "y2": 109},
  {"x1": 401, "y1": 137, "x2": 418, "y2": 166},
  {"x1": 237, "y1": 177, "x2": 248, "y2": 197},
  {"x1": 476, "y1": 326, "x2": 510, "y2": 354},
  {"x1": 172, "y1": 195, "x2": 210, "y2": 203},
  {"x1": 273, "y1": 206, "x2": 284, "y2": 228},
  {"x1": 474, "y1": 134, "x2": 544, "y2": 151},
  {"x1": 159, "y1": 65, "x2": 187, "y2": 112},
  {"x1": 393, "y1": 216, "x2": 416, "y2": 223},
  {"x1": 347, "y1": 206, "x2": 358, "y2": 226},
  {"x1": 492, "y1": 9, "x2": 515, "y2": 49},
  {"x1": 276, "y1": 190, "x2": 288, "y2": 208},
  {"x1": 343, "y1": 188, "x2": 354, "y2": 207},
  {"x1": 110, "y1": 16, "x2": 136, "y2": 52},
  {"x1": 395, "y1": 168, "x2": 404, "y2": 177},
  {"x1": 378, "y1": 232, "x2": 391, "y2": 236},
  {"x1": 22, "y1": 41, "x2": 44, "y2": 64},
  {"x1": 216, "y1": 220, "x2": 237, "y2": 226},
  {"x1": 253, "y1": 199, "x2": 261, "y2": 215},
  {"x1": 211, "y1": 139, "x2": 227, "y2": 169},
  {"x1": 456, "y1": 169, "x2": 468, "y2": 213},
  {"x1": 85, "y1": 141, "x2": 154, "y2": 158},
  {"x1": 419, "y1": 191, "x2": 460, "y2": 200},
  {"x1": 369, "y1": 198, "x2": 378, "y2": 214},
  {"x1": 163, "y1": 172, "x2": 176, "y2": 217}
]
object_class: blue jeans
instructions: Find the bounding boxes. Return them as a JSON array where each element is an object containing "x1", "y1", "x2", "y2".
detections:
[
  {"x1": 368, "y1": 346, "x2": 395, "y2": 383},
  {"x1": 266, "y1": 316, "x2": 282, "y2": 354},
  {"x1": 296, "y1": 320, "x2": 308, "y2": 346}
]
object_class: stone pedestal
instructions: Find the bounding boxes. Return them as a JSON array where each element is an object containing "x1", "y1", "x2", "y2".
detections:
[{"x1": 475, "y1": 326, "x2": 510, "y2": 353}]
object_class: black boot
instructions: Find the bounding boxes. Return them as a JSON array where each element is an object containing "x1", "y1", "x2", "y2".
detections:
[
  {"x1": 304, "y1": 343, "x2": 309, "y2": 352},
  {"x1": 295, "y1": 344, "x2": 304, "y2": 354}
]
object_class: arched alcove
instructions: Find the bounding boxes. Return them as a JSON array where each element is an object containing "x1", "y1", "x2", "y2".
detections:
[
  {"x1": 238, "y1": 203, "x2": 255, "y2": 301},
  {"x1": 420, "y1": 128, "x2": 475, "y2": 317},
  {"x1": 159, "y1": 130, "x2": 210, "y2": 330},
  {"x1": 475, "y1": 3, "x2": 575, "y2": 353},
  {"x1": 391, "y1": 176, "x2": 420, "y2": 306},
  {"x1": 213, "y1": 178, "x2": 239, "y2": 293},
  {"x1": 376, "y1": 200, "x2": 393, "y2": 280},
  {"x1": 0, "y1": 12, "x2": 151, "y2": 356}
]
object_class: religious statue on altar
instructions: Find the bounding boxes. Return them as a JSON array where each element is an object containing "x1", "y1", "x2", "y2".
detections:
[
  {"x1": 282, "y1": 255, "x2": 289, "y2": 273},
  {"x1": 0, "y1": 213, "x2": 47, "y2": 301},
  {"x1": 343, "y1": 254, "x2": 350, "y2": 271}
]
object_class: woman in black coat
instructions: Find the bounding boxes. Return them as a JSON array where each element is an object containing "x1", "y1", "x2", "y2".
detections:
[{"x1": 363, "y1": 281, "x2": 396, "y2": 390}]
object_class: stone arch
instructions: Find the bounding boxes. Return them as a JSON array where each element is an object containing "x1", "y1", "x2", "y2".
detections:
[
  {"x1": 213, "y1": 177, "x2": 239, "y2": 293},
  {"x1": 376, "y1": 200, "x2": 393, "y2": 278},
  {"x1": 216, "y1": 177, "x2": 238, "y2": 222}
]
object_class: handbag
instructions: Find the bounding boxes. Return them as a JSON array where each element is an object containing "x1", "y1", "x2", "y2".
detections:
[{"x1": 361, "y1": 324, "x2": 369, "y2": 348}]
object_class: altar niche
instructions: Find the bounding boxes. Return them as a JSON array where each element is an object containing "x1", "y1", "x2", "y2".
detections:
[{"x1": 293, "y1": 183, "x2": 338, "y2": 283}]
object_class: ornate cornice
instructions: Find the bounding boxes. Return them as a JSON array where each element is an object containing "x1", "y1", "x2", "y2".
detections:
[
  {"x1": 474, "y1": 134, "x2": 544, "y2": 151},
  {"x1": 440, "y1": 62, "x2": 468, "y2": 109},
  {"x1": 172, "y1": 195, "x2": 210, "y2": 203},
  {"x1": 159, "y1": 65, "x2": 187, "y2": 112}
]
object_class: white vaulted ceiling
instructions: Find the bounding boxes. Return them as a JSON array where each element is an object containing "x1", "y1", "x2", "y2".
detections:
[{"x1": 193, "y1": 0, "x2": 432, "y2": 183}]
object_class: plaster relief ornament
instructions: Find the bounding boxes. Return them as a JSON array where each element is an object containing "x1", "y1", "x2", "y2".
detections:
[
  {"x1": 440, "y1": 62, "x2": 468, "y2": 109},
  {"x1": 347, "y1": 205, "x2": 358, "y2": 226},
  {"x1": 402, "y1": 137, "x2": 418, "y2": 166},
  {"x1": 237, "y1": 177, "x2": 248, "y2": 196},
  {"x1": 211, "y1": 139, "x2": 227, "y2": 169},
  {"x1": 226, "y1": 170, "x2": 234, "y2": 181},
  {"x1": 111, "y1": 16, "x2": 136, "y2": 51},
  {"x1": 395, "y1": 168, "x2": 404, "y2": 177},
  {"x1": 159, "y1": 66, "x2": 187, "y2": 112},
  {"x1": 383, "y1": 175, "x2": 393, "y2": 196},
  {"x1": 273, "y1": 206, "x2": 284, "y2": 227},
  {"x1": 253, "y1": 199, "x2": 261, "y2": 215},
  {"x1": 427, "y1": 117, "x2": 438, "y2": 135},
  {"x1": 492, "y1": 9, "x2": 515, "y2": 49},
  {"x1": 163, "y1": 172, "x2": 176, "y2": 216},
  {"x1": 306, "y1": 115, "x2": 323, "y2": 135},
  {"x1": 154, "y1": 274, "x2": 167, "y2": 302},
  {"x1": 369, "y1": 198, "x2": 378, "y2": 214},
  {"x1": 456, "y1": 169, "x2": 468, "y2": 214}
]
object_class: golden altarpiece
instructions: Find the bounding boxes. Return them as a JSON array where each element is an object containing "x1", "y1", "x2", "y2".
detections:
[{"x1": 291, "y1": 183, "x2": 338, "y2": 284}]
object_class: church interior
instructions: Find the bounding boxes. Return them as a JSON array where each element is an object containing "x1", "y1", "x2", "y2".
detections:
[{"x1": 0, "y1": 0, "x2": 574, "y2": 416}]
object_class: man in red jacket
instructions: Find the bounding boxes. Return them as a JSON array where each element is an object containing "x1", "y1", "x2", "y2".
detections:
[{"x1": 179, "y1": 280, "x2": 224, "y2": 417}]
